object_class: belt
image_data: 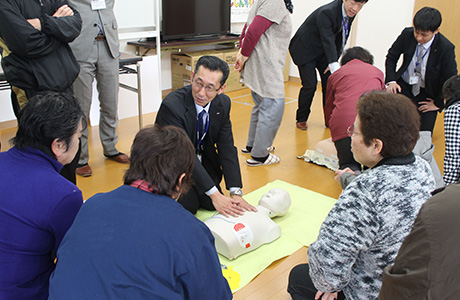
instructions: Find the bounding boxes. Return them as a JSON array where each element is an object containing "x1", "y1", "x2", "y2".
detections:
[{"x1": 95, "y1": 34, "x2": 106, "y2": 41}]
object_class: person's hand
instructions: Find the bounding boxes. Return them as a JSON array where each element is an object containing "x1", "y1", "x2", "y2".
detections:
[
  {"x1": 53, "y1": 4, "x2": 74, "y2": 17},
  {"x1": 210, "y1": 191, "x2": 245, "y2": 217},
  {"x1": 418, "y1": 98, "x2": 439, "y2": 113},
  {"x1": 27, "y1": 18, "x2": 41, "y2": 31},
  {"x1": 334, "y1": 167, "x2": 355, "y2": 184},
  {"x1": 323, "y1": 66, "x2": 331, "y2": 74},
  {"x1": 315, "y1": 291, "x2": 339, "y2": 300},
  {"x1": 235, "y1": 49, "x2": 249, "y2": 72},
  {"x1": 231, "y1": 195, "x2": 258, "y2": 212},
  {"x1": 386, "y1": 82, "x2": 401, "y2": 94}
]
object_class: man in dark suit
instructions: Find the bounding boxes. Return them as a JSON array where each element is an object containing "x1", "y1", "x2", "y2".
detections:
[
  {"x1": 289, "y1": 0, "x2": 368, "y2": 130},
  {"x1": 385, "y1": 6, "x2": 457, "y2": 133},
  {"x1": 156, "y1": 56, "x2": 256, "y2": 217}
]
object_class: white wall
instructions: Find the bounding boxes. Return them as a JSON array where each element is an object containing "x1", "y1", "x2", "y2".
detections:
[
  {"x1": 353, "y1": 0, "x2": 415, "y2": 72},
  {"x1": 0, "y1": 88, "x2": 15, "y2": 122}
]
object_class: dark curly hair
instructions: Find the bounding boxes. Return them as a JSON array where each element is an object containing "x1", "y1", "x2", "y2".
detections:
[{"x1": 357, "y1": 91, "x2": 420, "y2": 158}]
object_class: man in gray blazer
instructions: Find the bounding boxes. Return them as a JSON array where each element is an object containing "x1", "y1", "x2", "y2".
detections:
[{"x1": 69, "y1": 0, "x2": 129, "y2": 177}]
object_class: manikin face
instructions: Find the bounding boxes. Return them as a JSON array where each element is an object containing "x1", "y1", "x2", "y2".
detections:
[
  {"x1": 343, "y1": 0, "x2": 366, "y2": 18},
  {"x1": 191, "y1": 66, "x2": 225, "y2": 107},
  {"x1": 414, "y1": 28, "x2": 439, "y2": 45},
  {"x1": 258, "y1": 188, "x2": 291, "y2": 217}
]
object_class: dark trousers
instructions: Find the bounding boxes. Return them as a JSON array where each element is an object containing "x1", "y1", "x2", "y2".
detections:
[
  {"x1": 288, "y1": 264, "x2": 346, "y2": 300},
  {"x1": 296, "y1": 58, "x2": 330, "y2": 123},
  {"x1": 11, "y1": 87, "x2": 79, "y2": 185},
  {"x1": 334, "y1": 137, "x2": 360, "y2": 171},
  {"x1": 10, "y1": 90, "x2": 22, "y2": 119},
  {"x1": 397, "y1": 79, "x2": 438, "y2": 133},
  {"x1": 178, "y1": 161, "x2": 222, "y2": 214},
  {"x1": 178, "y1": 184, "x2": 219, "y2": 215}
]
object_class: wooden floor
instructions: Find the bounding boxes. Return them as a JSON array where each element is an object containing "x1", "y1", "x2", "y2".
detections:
[{"x1": 0, "y1": 81, "x2": 446, "y2": 299}]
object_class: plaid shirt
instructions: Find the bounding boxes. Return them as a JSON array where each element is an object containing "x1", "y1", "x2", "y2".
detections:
[{"x1": 443, "y1": 100, "x2": 460, "y2": 185}]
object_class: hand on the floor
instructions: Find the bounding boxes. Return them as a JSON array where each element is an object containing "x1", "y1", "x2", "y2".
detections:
[
  {"x1": 210, "y1": 192, "x2": 246, "y2": 217},
  {"x1": 231, "y1": 195, "x2": 258, "y2": 212},
  {"x1": 418, "y1": 98, "x2": 438, "y2": 113},
  {"x1": 334, "y1": 167, "x2": 355, "y2": 184},
  {"x1": 315, "y1": 291, "x2": 339, "y2": 300}
]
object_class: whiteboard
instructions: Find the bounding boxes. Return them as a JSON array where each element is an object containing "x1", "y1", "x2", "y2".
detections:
[{"x1": 113, "y1": 0, "x2": 157, "y2": 39}]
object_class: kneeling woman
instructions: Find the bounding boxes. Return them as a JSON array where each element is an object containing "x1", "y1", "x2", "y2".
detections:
[{"x1": 288, "y1": 92, "x2": 436, "y2": 300}]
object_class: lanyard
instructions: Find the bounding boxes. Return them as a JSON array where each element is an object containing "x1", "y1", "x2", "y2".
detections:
[
  {"x1": 342, "y1": 17, "x2": 349, "y2": 42},
  {"x1": 414, "y1": 45, "x2": 430, "y2": 73},
  {"x1": 196, "y1": 113, "x2": 209, "y2": 149}
]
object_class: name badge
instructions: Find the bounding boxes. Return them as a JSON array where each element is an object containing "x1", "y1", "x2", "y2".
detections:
[
  {"x1": 91, "y1": 0, "x2": 106, "y2": 10},
  {"x1": 409, "y1": 75, "x2": 420, "y2": 85}
]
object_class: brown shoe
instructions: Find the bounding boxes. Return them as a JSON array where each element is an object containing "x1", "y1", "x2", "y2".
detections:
[
  {"x1": 105, "y1": 152, "x2": 130, "y2": 164},
  {"x1": 296, "y1": 121, "x2": 308, "y2": 130},
  {"x1": 76, "y1": 164, "x2": 92, "y2": 177}
]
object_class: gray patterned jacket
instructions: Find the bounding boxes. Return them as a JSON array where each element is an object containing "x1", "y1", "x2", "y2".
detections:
[{"x1": 308, "y1": 154, "x2": 435, "y2": 300}]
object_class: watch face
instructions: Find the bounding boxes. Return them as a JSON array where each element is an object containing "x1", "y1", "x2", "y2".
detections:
[{"x1": 232, "y1": 189, "x2": 243, "y2": 196}]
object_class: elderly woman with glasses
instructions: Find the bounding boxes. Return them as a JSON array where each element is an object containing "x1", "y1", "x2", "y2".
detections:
[{"x1": 288, "y1": 91, "x2": 436, "y2": 300}]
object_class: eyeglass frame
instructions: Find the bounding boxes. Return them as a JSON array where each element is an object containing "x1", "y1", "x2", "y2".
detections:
[
  {"x1": 347, "y1": 125, "x2": 361, "y2": 137},
  {"x1": 192, "y1": 78, "x2": 222, "y2": 95}
]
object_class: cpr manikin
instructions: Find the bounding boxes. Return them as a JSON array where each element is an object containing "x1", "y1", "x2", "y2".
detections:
[{"x1": 204, "y1": 188, "x2": 291, "y2": 260}]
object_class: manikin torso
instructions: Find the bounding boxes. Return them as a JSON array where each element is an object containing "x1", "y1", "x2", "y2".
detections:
[{"x1": 204, "y1": 188, "x2": 291, "y2": 260}]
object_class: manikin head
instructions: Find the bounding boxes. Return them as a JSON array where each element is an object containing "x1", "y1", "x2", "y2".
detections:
[{"x1": 258, "y1": 188, "x2": 291, "y2": 218}]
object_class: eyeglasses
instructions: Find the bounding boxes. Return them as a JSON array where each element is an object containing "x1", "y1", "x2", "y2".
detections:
[
  {"x1": 349, "y1": 0, "x2": 366, "y2": 7},
  {"x1": 347, "y1": 125, "x2": 360, "y2": 137},
  {"x1": 192, "y1": 79, "x2": 221, "y2": 94}
]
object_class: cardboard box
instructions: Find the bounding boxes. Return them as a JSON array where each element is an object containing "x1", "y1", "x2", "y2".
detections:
[{"x1": 170, "y1": 50, "x2": 224, "y2": 91}]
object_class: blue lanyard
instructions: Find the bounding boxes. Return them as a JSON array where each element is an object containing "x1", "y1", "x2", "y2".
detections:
[
  {"x1": 414, "y1": 45, "x2": 430, "y2": 73},
  {"x1": 342, "y1": 17, "x2": 349, "y2": 41},
  {"x1": 196, "y1": 113, "x2": 209, "y2": 149}
]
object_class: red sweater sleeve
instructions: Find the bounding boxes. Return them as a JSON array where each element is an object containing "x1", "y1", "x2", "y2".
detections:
[
  {"x1": 239, "y1": 23, "x2": 247, "y2": 47},
  {"x1": 240, "y1": 15, "x2": 273, "y2": 57}
]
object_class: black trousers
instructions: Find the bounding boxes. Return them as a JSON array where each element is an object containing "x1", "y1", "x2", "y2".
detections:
[
  {"x1": 288, "y1": 264, "x2": 346, "y2": 300},
  {"x1": 397, "y1": 79, "x2": 438, "y2": 133},
  {"x1": 296, "y1": 57, "x2": 330, "y2": 123},
  {"x1": 178, "y1": 161, "x2": 223, "y2": 214},
  {"x1": 11, "y1": 87, "x2": 79, "y2": 185},
  {"x1": 334, "y1": 137, "x2": 360, "y2": 171}
]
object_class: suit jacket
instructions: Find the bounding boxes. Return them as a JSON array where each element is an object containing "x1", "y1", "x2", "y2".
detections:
[
  {"x1": 155, "y1": 85, "x2": 242, "y2": 194},
  {"x1": 385, "y1": 27, "x2": 457, "y2": 109},
  {"x1": 289, "y1": 0, "x2": 354, "y2": 66},
  {"x1": 68, "y1": 0, "x2": 119, "y2": 61}
]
